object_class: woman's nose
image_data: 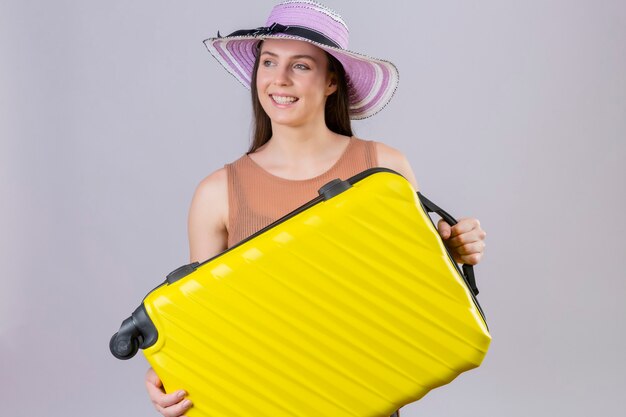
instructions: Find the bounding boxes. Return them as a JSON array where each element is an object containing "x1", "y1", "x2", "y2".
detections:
[{"x1": 272, "y1": 65, "x2": 292, "y2": 86}]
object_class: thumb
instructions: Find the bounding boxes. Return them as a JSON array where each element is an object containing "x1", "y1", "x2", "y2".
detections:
[
  {"x1": 437, "y1": 219, "x2": 451, "y2": 240},
  {"x1": 146, "y1": 367, "x2": 162, "y2": 388}
]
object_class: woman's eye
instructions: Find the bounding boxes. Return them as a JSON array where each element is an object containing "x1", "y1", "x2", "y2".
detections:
[
  {"x1": 294, "y1": 63, "x2": 310, "y2": 70},
  {"x1": 262, "y1": 60, "x2": 274, "y2": 67}
]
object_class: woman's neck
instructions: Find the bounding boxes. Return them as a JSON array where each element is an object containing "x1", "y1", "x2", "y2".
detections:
[
  {"x1": 265, "y1": 124, "x2": 342, "y2": 159},
  {"x1": 250, "y1": 123, "x2": 352, "y2": 179}
]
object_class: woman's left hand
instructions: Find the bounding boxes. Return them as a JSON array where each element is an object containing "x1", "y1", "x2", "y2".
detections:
[{"x1": 437, "y1": 218, "x2": 486, "y2": 265}]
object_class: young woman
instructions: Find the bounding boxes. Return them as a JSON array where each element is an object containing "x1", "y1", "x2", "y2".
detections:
[{"x1": 145, "y1": 2, "x2": 486, "y2": 416}]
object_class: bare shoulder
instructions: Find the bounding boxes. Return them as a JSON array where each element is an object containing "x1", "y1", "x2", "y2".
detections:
[
  {"x1": 188, "y1": 167, "x2": 229, "y2": 262},
  {"x1": 191, "y1": 167, "x2": 228, "y2": 225},
  {"x1": 372, "y1": 141, "x2": 420, "y2": 191},
  {"x1": 195, "y1": 167, "x2": 228, "y2": 198}
]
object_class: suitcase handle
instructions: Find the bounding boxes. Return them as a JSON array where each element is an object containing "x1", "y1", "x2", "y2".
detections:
[{"x1": 417, "y1": 192, "x2": 479, "y2": 296}]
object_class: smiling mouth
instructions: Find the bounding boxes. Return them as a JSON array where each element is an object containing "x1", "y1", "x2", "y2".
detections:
[{"x1": 270, "y1": 95, "x2": 299, "y2": 105}]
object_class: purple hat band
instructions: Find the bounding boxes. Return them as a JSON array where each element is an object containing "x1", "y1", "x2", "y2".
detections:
[{"x1": 203, "y1": 0, "x2": 399, "y2": 120}]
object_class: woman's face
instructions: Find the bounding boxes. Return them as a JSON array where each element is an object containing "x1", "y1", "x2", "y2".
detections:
[{"x1": 255, "y1": 39, "x2": 337, "y2": 128}]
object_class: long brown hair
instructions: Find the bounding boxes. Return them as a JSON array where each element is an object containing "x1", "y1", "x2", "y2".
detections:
[{"x1": 248, "y1": 41, "x2": 353, "y2": 153}]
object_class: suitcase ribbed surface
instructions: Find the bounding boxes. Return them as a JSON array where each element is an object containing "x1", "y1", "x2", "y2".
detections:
[{"x1": 143, "y1": 171, "x2": 490, "y2": 417}]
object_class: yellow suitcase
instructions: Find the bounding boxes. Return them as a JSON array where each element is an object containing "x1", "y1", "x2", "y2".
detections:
[{"x1": 110, "y1": 168, "x2": 490, "y2": 417}]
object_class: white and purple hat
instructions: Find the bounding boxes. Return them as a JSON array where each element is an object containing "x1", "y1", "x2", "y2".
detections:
[{"x1": 203, "y1": 0, "x2": 399, "y2": 120}]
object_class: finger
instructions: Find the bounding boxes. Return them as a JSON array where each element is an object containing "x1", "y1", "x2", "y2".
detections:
[
  {"x1": 447, "y1": 232, "x2": 473, "y2": 249},
  {"x1": 447, "y1": 228, "x2": 485, "y2": 248},
  {"x1": 449, "y1": 218, "x2": 480, "y2": 237},
  {"x1": 158, "y1": 399, "x2": 193, "y2": 417},
  {"x1": 437, "y1": 219, "x2": 451, "y2": 239},
  {"x1": 452, "y1": 241, "x2": 486, "y2": 256},
  {"x1": 154, "y1": 389, "x2": 189, "y2": 409},
  {"x1": 145, "y1": 372, "x2": 167, "y2": 404},
  {"x1": 145, "y1": 381, "x2": 163, "y2": 403},
  {"x1": 457, "y1": 252, "x2": 483, "y2": 266},
  {"x1": 146, "y1": 367, "x2": 162, "y2": 389}
]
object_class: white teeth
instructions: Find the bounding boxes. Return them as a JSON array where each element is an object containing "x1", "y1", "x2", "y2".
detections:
[{"x1": 271, "y1": 95, "x2": 298, "y2": 104}]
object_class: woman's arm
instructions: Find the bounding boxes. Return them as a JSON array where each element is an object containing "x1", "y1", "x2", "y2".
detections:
[
  {"x1": 375, "y1": 141, "x2": 486, "y2": 265},
  {"x1": 375, "y1": 141, "x2": 420, "y2": 190},
  {"x1": 145, "y1": 167, "x2": 230, "y2": 417},
  {"x1": 187, "y1": 167, "x2": 229, "y2": 263}
]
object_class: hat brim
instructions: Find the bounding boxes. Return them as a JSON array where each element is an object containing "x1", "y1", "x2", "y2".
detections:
[{"x1": 203, "y1": 34, "x2": 399, "y2": 120}]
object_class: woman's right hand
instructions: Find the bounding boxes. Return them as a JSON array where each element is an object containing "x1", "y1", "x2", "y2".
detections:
[{"x1": 145, "y1": 367, "x2": 193, "y2": 417}]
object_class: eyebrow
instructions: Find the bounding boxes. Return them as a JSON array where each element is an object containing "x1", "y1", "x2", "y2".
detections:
[{"x1": 260, "y1": 51, "x2": 317, "y2": 61}]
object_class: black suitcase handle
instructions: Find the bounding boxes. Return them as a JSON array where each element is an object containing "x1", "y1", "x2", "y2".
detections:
[{"x1": 417, "y1": 192, "x2": 479, "y2": 296}]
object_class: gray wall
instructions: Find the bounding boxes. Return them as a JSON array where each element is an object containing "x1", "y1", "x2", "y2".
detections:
[{"x1": 1, "y1": 0, "x2": 625, "y2": 415}]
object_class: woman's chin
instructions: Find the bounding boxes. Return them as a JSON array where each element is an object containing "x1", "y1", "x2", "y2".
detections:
[{"x1": 264, "y1": 109, "x2": 305, "y2": 127}]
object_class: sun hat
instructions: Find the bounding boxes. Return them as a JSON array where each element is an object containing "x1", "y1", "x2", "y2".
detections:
[{"x1": 203, "y1": 0, "x2": 399, "y2": 120}]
